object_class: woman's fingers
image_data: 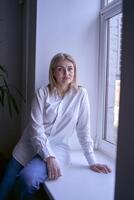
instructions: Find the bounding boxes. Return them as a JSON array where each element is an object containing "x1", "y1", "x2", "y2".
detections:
[
  {"x1": 101, "y1": 164, "x2": 111, "y2": 173},
  {"x1": 103, "y1": 164, "x2": 111, "y2": 173},
  {"x1": 49, "y1": 167, "x2": 61, "y2": 180},
  {"x1": 46, "y1": 157, "x2": 62, "y2": 180},
  {"x1": 90, "y1": 164, "x2": 112, "y2": 174},
  {"x1": 90, "y1": 165, "x2": 102, "y2": 173}
]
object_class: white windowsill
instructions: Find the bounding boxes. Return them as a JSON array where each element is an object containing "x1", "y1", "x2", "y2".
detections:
[
  {"x1": 99, "y1": 139, "x2": 117, "y2": 160},
  {"x1": 43, "y1": 150, "x2": 116, "y2": 200}
]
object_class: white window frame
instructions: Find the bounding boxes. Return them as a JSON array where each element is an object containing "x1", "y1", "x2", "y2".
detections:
[{"x1": 96, "y1": 0, "x2": 122, "y2": 159}]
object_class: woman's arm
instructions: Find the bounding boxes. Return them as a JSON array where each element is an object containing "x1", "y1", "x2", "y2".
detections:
[
  {"x1": 30, "y1": 87, "x2": 62, "y2": 179},
  {"x1": 29, "y1": 87, "x2": 55, "y2": 160},
  {"x1": 76, "y1": 88, "x2": 111, "y2": 173}
]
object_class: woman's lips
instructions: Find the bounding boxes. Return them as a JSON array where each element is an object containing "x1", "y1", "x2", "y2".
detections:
[{"x1": 63, "y1": 77, "x2": 70, "y2": 80}]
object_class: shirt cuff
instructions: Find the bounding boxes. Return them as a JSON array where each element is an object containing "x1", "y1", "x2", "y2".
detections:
[
  {"x1": 39, "y1": 140, "x2": 56, "y2": 160},
  {"x1": 85, "y1": 152, "x2": 97, "y2": 166}
]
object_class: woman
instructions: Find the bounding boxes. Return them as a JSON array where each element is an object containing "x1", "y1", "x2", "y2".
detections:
[{"x1": 0, "y1": 53, "x2": 111, "y2": 200}]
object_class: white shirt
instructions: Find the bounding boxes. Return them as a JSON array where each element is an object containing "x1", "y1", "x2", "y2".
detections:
[{"x1": 13, "y1": 85, "x2": 96, "y2": 170}]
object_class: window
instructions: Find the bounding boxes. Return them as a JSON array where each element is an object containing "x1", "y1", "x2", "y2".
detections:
[
  {"x1": 106, "y1": 0, "x2": 115, "y2": 5},
  {"x1": 97, "y1": 0, "x2": 122, "y2": 158},
  {"x1": 105, "y1": 13, "x2": 122, "y2": 145},
  {"x1": 102, "y1": 0, "x2": 119, "y2": 6}
]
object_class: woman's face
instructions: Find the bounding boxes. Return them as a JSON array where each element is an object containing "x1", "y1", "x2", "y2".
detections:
[{"x1": 53, "y1": 59, "x2": 75, "y2": 87}]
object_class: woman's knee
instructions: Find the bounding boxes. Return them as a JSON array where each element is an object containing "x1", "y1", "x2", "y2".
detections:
[
  {"x1": 17, "y1": 171, "x2": 39, "y2": 193},
  {"x1": 15, "y1": 156, "x2": 48, "y2": 198},
  {"x1": 16, "y1": 167, "x2": 47, "y2": 195}
]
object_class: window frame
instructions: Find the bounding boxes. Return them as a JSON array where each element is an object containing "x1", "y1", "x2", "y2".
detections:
[{"x1": 96, "y1": 0, "x2": 122, "y2": 159}]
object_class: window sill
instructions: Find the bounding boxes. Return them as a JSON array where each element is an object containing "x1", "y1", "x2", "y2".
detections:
[
  {"x1": 98, "y1": 139, "x2": 117, "y2": 160},
  {"x1": 43, "y1": 150, "x2": 115, "y2": 200}
]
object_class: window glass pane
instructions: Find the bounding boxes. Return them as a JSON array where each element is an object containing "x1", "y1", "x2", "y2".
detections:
[
  {"x1": 105, "y1": 0, "x2": 123, "y2": 6},
  {"x1": 107, "y1": 0, "x2": 114, "y2": 4},
  {"x1": 104, "y1": 13, "x2": 122, "y2": 144},
  {"x1": 105, "y1": 0, "x2": 114, "y2": 6}
]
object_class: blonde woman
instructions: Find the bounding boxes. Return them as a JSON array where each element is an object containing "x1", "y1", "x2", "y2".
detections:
[{"x1": 0, "y1": 53, "x2": 111, "y2": 200}]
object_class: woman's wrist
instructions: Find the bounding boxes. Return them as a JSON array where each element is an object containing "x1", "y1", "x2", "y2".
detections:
[{"x1": 44, "y1": 156, "x2": 55, "y2": 162}]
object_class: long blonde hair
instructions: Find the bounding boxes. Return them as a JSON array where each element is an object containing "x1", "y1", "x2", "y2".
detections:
[{"x1": 48, "y1": 53, "x2": 78, "y2": 92}]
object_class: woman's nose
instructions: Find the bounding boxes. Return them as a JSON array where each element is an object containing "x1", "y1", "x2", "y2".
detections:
[{"x1": 64, "y1": 68, "x2": 69, "y2": 75}]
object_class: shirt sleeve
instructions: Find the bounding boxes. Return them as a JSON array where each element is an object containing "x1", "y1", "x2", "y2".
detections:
[
  {"x1": 29, "y1": 87, "x2": 55, "y2": 160},
  {"x1": 76, "y1": 88, "x2": 97, "y2": 166}
]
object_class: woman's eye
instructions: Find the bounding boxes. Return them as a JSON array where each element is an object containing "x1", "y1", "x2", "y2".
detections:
[
  {"x1": 57, "y1": 67, "x2": 62, "y2": 71},
  {"x1": 68, "y1": 67, "x2": 73, "y2": 71}
]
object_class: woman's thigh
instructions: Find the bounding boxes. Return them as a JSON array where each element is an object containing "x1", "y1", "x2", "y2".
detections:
[{"x1": 16, "y1": 154, "x2": 48, "y2": 189}]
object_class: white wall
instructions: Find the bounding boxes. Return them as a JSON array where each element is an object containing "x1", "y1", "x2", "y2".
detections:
[{"x1": 35, "y1": 0, "x2": 100, "y2": 149}]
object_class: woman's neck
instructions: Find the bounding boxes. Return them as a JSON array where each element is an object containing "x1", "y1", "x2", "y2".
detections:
[{"x1": 57, "y1": 84, "x2": 70, "y2": 97}]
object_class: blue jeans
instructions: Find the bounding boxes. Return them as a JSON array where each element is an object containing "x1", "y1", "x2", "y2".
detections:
[{"x1": 0, "y1": 155, "x2": 48, "y2": 200}]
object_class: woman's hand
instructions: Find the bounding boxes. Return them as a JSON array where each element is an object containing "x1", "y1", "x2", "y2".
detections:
[
  {"x1": 46, "y1": 157, "x2": 62, "y2": 180},
  {"x1": 89, "y1": 164, "x2": 111, "y2": 173}
]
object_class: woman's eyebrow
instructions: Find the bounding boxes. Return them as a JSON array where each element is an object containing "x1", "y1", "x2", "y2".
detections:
[
  {"x1": 56, "y1": 65, "x2": 64, "y2": 68},
  {"x1": 56, "y1": 65, "x2": 73, "y2": 68}
]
